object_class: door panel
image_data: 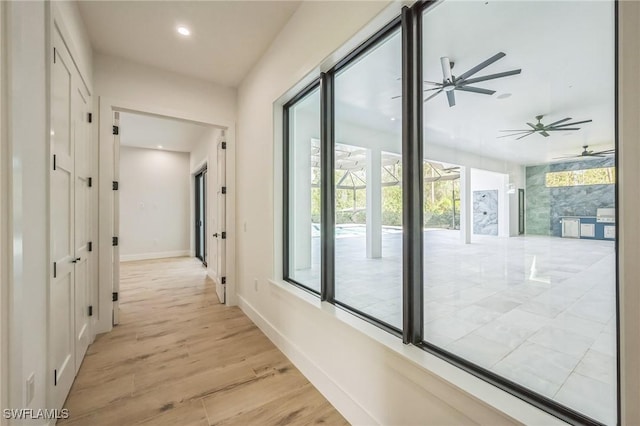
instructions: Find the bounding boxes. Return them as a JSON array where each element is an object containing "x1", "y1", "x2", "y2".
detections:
[{"x1": 50, "y1": 32, "x2": 76, "y2": 408}]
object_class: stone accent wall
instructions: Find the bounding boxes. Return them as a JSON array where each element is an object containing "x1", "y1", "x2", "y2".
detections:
[{"x1": 525, "y1": 157, "x2": 615, "y2": 236}]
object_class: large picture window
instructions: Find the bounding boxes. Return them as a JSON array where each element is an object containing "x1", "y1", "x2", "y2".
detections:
[
  {"x1": 333, "y1": 27, "x2": 403, "y2": 330},
  {"x1": 420, "y1": 2, "x2": 616, "y2": 424},
  {"x1": 282, "y1": 1, "x2": 617, "y2": 424}
]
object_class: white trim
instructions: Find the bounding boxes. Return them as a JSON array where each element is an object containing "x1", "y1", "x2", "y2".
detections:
[{"x1": 120, "y1": 251, "x2": 191, "y2": 262}]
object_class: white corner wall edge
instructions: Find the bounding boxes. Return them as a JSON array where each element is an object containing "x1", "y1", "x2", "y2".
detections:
[
  {"x1": 120, "y1": 250, "x2": 191, "y2": 262},
  {"x1": 238, "y1": 295, "x2": 379, "y2": 425}
]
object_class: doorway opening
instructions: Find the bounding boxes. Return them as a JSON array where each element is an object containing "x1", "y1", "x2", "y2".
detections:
[
  {"x1": 195, "y1": 167, "x2": 207, "y2": 265},
  {"x1": 108, "y1": 108, "x2": 228, "y2": 325}
]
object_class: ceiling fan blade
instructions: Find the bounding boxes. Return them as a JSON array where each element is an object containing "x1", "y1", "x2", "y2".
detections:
[
  {"x1": 546, "y1": 127, "x2": 581, "y2": 131},
  {"x1": 456, "y1": 86, "x2": 495, "y2": 95},
  {"x1": 592, "y1": 149, "x2": 615, "y2": 155},
  {"x1": 460, "y1": 69, "x2": 521, "y2": 85},
  {"x1": 424, "y1": 87, "x2": 442, "y2": 91},
  {"x1": 540, "y1": 131, "x2": 550, "y2": 137},
  {"x1": 446, "y1": 90, "x2": 456, "y2": 107},
  {"x1": 526, "y1": 122, "x2": 537, "y2": 130},
  {"x1": 391, "y1": 95, "x2": 402, "y2": 100},
  {"x1": 516, "y1": 132, "x2": 535, "y2": 140},
  {"x1": 456, "y1": 52, "x2": 506, "y2": 82},
  {"x1": 585, "y1": 154, "x2": 605, "y2": 157},
  {"x1": 498, "y1": 129, "x2": 532, "y2": 132},
  {"x1": 440, "y1": 57, "x2": 453, "y2": 82},
  {"x1": 497, "y1": 132, "x2": 532, "y2": 138},
  {"x1": 424, "y1": 89, "x2": 443, "y2": 102},
  {"x1": 553, "y1": 155, "x2": 581, "y2": 159},
  {"x1": 546, "y1": 117, "x2": 572, "y2": 127},
  {"x1": 553, "y1": 119, "x2": 593, "y2": 128},
  {"x1": 424, "y1": 80, "x2": 441, "y2": 85}
]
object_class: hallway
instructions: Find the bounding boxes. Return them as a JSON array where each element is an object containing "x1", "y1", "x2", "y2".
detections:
[{"x1": 59, "y1": 257, "x2": 347, "y2": 425}]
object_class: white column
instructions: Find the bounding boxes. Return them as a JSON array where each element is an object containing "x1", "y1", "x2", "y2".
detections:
[
  {"x1": 366, "y1": 149, "x2": 382, "y2": 258},
  {"x1": 459, "y1": 166, "x2": 472, "y2": 244}
]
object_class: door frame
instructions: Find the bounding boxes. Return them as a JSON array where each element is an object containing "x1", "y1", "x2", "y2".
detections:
[{"x1": 96, "y1": 98, "x2": 236, "y2": 334}]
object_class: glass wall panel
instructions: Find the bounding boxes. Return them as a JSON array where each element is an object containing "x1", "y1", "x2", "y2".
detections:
[
  {"x1": 422, "y1": 2, "x2": 616, "y2": 423},
  {"x1": 286, "y1": 87, "x2": 321, "y2": 292},
  {"x1": 334, "y1": 28, "x2": 402, "y2": 329}
]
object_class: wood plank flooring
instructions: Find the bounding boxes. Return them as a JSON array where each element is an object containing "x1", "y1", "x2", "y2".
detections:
[{"x1": 59, "y1": 257, "x2": 348, "y2": 426}]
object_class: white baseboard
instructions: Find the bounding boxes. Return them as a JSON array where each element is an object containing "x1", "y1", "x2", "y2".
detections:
[
  {"x1": 238, "y1": 295, "x2": 378, "y2": 426},
  {"x1": 120, "y1": 250, "x2": 190, "y2": 262}
]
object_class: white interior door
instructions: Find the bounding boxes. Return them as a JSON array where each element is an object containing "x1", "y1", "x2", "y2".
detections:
[
  {"x1": 50, "y1": 33, "x2": 76, "y2": 408},
  {"x1": 214, "y1": 140, "x2": 226, "y2": 303},
  {"x1": 113, "y1": 112, "x2": 120, "y2": 325},
  {"x1": 73, "y1": 85, "x2": 91, "y2": 371}
]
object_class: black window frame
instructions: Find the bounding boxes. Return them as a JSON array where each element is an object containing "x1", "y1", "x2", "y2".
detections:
[
  {"x1": 327, "y1": 15, "x2": 404, "y2": 337},
  {"x1": 282, "y1": 78, "x2": 322, "y2": 295},
  {"x1": 281, "y1": 1, "x2": 620, "y2": 424}
]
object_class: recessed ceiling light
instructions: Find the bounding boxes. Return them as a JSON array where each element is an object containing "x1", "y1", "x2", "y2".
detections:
[
  {"x1": 157, "y1": 145, "x2": 163, "y2": 149},
  {"x1": 497, "y1": 93, "x2": 512, "y2": 99},
  {"x1": 177, "y1": 26, "x2": 190, "y2": 37},
  {"x1": 390, "y1": 117, "x2": 396, "y2": 121}
]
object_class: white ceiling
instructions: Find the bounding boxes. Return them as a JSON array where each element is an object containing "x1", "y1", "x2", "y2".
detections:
[
  {"x1": 77, "y1": 1, "x2": 301, "y2": 87},
  {"x1": 329, "y1": 0, "x2": 615, "y2": 166},
  {"x1": 119, "y1": 112, "x2": 211, "y2": 152}
]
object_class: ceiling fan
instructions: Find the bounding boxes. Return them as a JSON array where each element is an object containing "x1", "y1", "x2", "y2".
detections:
[
  {"x1": 424, "y1": 52, "x2": 521, "y2": 107},
  {"x1": 499, "y1": 115, "x2": 592, "y2": 140},
  {"x1": 554, "y1": 145, "x2": 615, "y2": 160}
]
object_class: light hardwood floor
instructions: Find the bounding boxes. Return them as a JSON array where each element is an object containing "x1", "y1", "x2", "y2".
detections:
[{"x1": 60, "y1": 257, "x2": 348, "y2": 426}]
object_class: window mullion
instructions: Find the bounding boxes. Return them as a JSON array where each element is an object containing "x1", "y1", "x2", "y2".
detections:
[
  {"x1": 320, "y1": 71, "x2": 335, "y2": 302},
  {"x1": 401, "y1": 4, "x2": 424, "y2": 345}
]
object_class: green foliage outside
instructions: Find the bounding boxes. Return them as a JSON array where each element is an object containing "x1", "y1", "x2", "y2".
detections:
[
  {"x1": 308, "y1": 164, "x2": 460, "y2": 229},
  {"x1": 545, "y1": 167, "x2": 615, "y2": 188}
]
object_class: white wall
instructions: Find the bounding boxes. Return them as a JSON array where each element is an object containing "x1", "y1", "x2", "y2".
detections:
[
  {"x1": 235, "y1": 1, "x2": 559, "y2": 425},
  {"x1": 94, "y1": 53, "x2": 235, "y2": 125},
  {"x1": 119, "y1": 147, "x2": 190, "y2": 261},
  {"x1": 4, "y1": 0, "x2": 94, "y2": 415},
  {"x1": 6, "y1": 3, "x2": 48, "y2": 413},
  {"x1": 95, "y1": 53, "x2": 237, "y2": 333}
]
